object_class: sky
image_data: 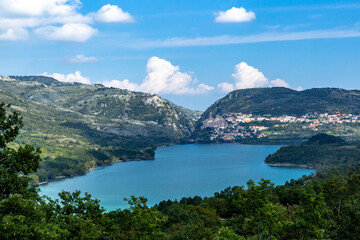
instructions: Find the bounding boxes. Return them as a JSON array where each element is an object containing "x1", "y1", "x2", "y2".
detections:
[{"x1": 1, "y1": 0, "x2": 360, "y2": 110}]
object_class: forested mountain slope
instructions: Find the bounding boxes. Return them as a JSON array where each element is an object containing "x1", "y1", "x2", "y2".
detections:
[
  {"x1": 0, "y1": 75, "x2": 201, "y2": 181},
  {"x1": 265, "y1": 133, "x2": 360, "y2": 170},
  {"x1": 200, "y1": 87, "x2": 360, "y2": 119}
]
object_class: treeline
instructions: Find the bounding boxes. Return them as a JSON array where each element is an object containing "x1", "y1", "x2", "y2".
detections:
[
  {"x1": 1, "y1": 169, "x2": 360, "y2": 239},
  {"x1": 35, "y1": 146, "x2": 155, "y2": 183},
  {"x1": 265, "y1": 133, "x2": 360, "y2": 170}
]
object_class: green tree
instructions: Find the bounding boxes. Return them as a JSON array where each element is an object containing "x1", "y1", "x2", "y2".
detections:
[
  {"x1": 214, "y1": 227, "x2": 242, "y2": 240},
  {"x1": 106, "y1": 196, "x2": 166, "y2": 239},
  {"x1": 229, "y1": 179, "x2": 286, "y2": 239},
  {"x1": 0, "y1": 103, "x2": 41, "y2": 199},
  {"x1": 290, "y1": 188, "x2": 331, "y2": 240}
]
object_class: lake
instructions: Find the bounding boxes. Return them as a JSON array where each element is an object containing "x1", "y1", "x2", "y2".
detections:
[{"x1": 39, "y1": 144, "x2": 315, "y2": 211}]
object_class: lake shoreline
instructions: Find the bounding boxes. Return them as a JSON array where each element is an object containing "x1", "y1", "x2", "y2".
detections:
[
  {"x1": 265, "y1": 162, "x2": 314, "y2": 169},
  {"x1": 38, "y1": 157, "x2": 155, "y2": 186},
  {"x1": 39, "y1": 143, "x2": 314, "y2": 211},
  {"x1": 37, "y1": 142, "x2": 291, "y2": 186}
]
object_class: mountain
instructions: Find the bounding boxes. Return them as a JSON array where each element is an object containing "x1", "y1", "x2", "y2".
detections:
[
  {"x1": 192, "y1": 87, "x2": 360, "y2": 143},
  {"x1": 200, "y1": 87, "x2": 360, "y2": 119},
  {"x1": 0, "y1": 75, "x2": 201, "y2": 182},
  {"x1": 264, "y1": 133, "x2": 360, "y2": 170}
]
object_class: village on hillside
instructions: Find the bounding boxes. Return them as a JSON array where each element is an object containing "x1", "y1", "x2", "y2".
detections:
[{"x1": 202, "y1": 113, "x2": 360, "y2": 141}]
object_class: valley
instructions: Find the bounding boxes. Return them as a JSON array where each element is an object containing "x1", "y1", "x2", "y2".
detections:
[{"x1": 2, "y1": 75, "x2": 360, "y2": 185}]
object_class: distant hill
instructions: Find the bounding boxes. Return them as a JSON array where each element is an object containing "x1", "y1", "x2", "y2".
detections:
[
  {"x1": 200, "y1": 87, "x2": 360, "y2": 120},
  {"x1": 306, "y1": 133, "x2": 347, "y2": 145},
  {"x1": 192, "y1": 87, "x2": 360, "y2": 143},
  {"x1": 0, "y1": 75, "x2": 201, "y2": 182},
  {"x1": 265, "y1": 133, "x2": 360, "y2": 170}
]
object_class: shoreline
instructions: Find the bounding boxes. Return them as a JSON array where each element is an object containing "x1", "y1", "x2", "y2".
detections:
[
  {"x1": 265, "y1": 162, "x2": 314, "y2": 169},
  {"x1": 38, "y1": 157, "x2": 155, "y2": 186},
  {"x1": 37, "y1": 142, "x2": 286, "y2": 186}
]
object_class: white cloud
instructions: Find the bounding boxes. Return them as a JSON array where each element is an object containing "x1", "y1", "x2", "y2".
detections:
[
  {"x1": 270, "y1": 78, "x2": 290, "y2": 88},
  {"x1": 0, "y1": 27, "x2": 28, "y2": 40},
  {"x1": 0, "y1": 0, "x2": 81, "y2": 17},
  {"x1": 0, "y1": 1, "x2": 133, "y2": 41},
  {"x1": 34, "y1": 23, "x2": 98, "y2": 42},
  {"x1": 215, "y1": 7, "x2": 255, "y2": 23},
  {"x1": 91, "y1": 4, "x2": 135, "y2": 23},
  {"x1": 103, "y1": 56, "x2": 214, "y2": 95},
  {"x1": 41, "y1": 71, "x2": 90, "y2": 84},
  {"x1": 232, "y1": 62, "x2": 268, "y2": 89},
  {"x1": 68, "y1": 54, "x2": 98, "y2": 63},
  {"x1": 217, "y1": 82, "x2": 234, "y2": 93},
  {"x1": 127, "y1": 28, "x2": 360, "y2": 48},
  {"x1": 218, "y1": 62, "x2": 300, "y2": 93},
  {"x1": 196, "y1": 83, "x2": 215, "y2": 94},
  {"x1": 102, "y1": 79, "x2": 140, "y2": 92}
]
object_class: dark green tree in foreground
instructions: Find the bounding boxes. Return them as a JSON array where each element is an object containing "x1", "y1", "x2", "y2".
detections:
[{"x1": 0, "y1": 103, "x2": 41, "y2": 199}]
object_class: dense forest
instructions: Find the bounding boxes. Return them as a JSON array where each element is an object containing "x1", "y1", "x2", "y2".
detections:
[
  {"x1": 1, "y1": 103, "x2": 360, "y2": 239},
  {"x1": 265, "y1": 133, "x2": 360, "y2": 171}
]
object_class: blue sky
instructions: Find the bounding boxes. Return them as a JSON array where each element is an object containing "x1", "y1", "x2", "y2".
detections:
[{"x1": 1, "y1": 0, "x2": 360, "y2": 110}]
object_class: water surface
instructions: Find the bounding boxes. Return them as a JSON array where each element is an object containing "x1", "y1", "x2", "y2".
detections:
[{"x1": 40, "y1": 144, "x2": 314, "y2": 211}]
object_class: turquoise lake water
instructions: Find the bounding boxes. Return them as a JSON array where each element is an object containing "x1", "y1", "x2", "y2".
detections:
[{"x1": 39, "y1": 144, "x2": 315, "y2": 211}]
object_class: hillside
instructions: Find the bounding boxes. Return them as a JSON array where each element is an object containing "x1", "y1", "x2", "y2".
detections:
[
  {"x1": 265, "y1": 133, "x2": 360, "y2": 170},
  {"x1": 0, "y1": 75, "x2": 201, "y2": 182},
  {"x1": 200, "y1": 87, "x2": 360, "y2": 119},
  {"x1": 192, "y1": 87, "x2": 360, "y2": 143}
]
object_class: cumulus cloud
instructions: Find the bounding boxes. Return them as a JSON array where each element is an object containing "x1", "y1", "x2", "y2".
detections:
[
  {"x1": 41, "y1": 71, "x2": 91, "y2": 84},
  {"x1": 34, "y1": 23, "x2": 97, "y2": 42},
  {"x1": 0, "y1": 0, "x2": 82, "y2": 17},
  {"x1": 68, "y1": 54, "x2": 98, "y2": 63},
  {"x1": 218, "y1": 62, "x2": 300, "y2": 93},
  {"x1": 270, "y1": 78, "x2": 290, "y2": 88},
  {"x1": 103, "y1": 56, "x2": 214, "y2": 95},
  {"x1": 232, "y1": 62, "x2": 268, "y2": 89},
  {"x1": 91, "y1": 4, "x2": 135, "y2": 23},
  {"x1": 102, "y1": 79, "x2": 140, "y2": 92},
  {"x1": 215, "y1": 7, "x2": 255, "y2": 23},
  {"x1": 217, "y1": 82, "x2": 234, "y2": 93},
  {"x1": 0, "y1": 0, "x2": 133, "y2": 41},
  {"x1": 0, "y1": 27, "x2": 28, "y2": 40}
]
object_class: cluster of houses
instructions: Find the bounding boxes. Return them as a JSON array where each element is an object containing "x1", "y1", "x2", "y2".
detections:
[{"x1": 202, "y1": 112, "x2": 360, "y2": 141}]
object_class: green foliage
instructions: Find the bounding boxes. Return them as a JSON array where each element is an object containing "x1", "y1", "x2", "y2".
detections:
[
  {"x1": 0, "y1": 103, "x2": 41, "y2": 199},
  {"x1": 265, "y1": 133, "x2": 360, "y2": 170},
  {"x1": 105, "y1": 196, "x2": 166, "y2": 239}
]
